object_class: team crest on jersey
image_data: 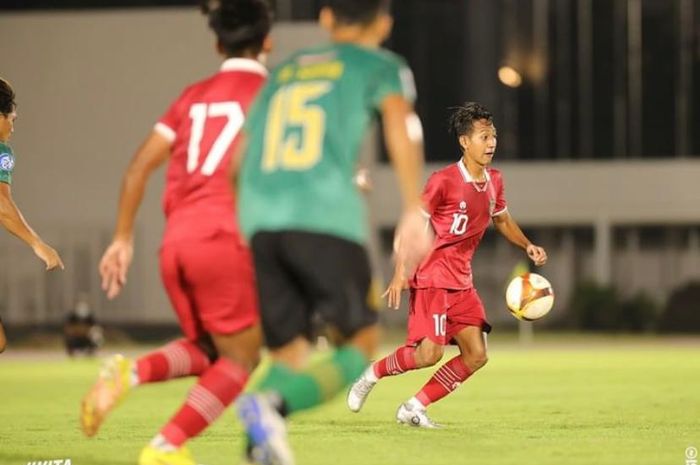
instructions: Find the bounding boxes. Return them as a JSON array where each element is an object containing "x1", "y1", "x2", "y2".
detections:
[
  {"x1": 0, "y1": 153, "x2": 14, "y2": 171},
  {"x1": 459, "y1": 201, "x2": 467, "y2": 211}
]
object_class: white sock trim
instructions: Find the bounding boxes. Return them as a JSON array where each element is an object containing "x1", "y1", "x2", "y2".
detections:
[
  {"x1": 150, "y1": 433, "x2": 178, "y2": 452},
  {"x1": 130, "y1": 366, "x2": 140, "y2": 387},
  {"x1": 365, "y1": 365, "x2": 379, "y2": 383},
  {"x1": 407, "y1": 396, "x2": 426, "y2": 410}
]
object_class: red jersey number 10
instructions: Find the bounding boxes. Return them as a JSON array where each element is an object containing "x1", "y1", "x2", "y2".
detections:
[
  {"x1": 187, "y1": 102, "x2": 244, "y2": 176},
  {"x1": 450, "y1": 213, "x2": 469, "y2": 235}
]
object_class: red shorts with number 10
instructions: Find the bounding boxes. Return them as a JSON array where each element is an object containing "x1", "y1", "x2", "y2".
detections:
[
  {"x1": 406, "y1": 287, "x2": 491, "y2": 346},
  {"x1": 159, "y1": 233, "x2": 259, "y2": 341}
]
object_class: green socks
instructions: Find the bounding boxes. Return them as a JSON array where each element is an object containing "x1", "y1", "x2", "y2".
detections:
[{"x1": 257, "y1": 346, "x2": 369, "y2": 415}]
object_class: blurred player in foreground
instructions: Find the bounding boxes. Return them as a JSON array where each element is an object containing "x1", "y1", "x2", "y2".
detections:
[
  {"x1": 0, "y1": 78, "x2": 64, "y2": 354},
  {"x1": 348, "y1": 102, "x2": 548, "y2": 426},
  {"x1": 234, "y1": 0, "x2": 432, "y2": 463},
  {"x1": 80, "y1": 2, "x2": 272, "y2": 464}
]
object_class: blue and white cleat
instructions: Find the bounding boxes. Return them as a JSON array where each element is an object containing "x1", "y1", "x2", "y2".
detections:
[{"x1": 236, "y1": 394, "x2": 294, "y2": 465}]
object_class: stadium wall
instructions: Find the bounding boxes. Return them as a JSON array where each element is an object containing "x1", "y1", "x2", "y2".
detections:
[{"x1": 1, "y1": 9, "x2": 698, "y2": 327}]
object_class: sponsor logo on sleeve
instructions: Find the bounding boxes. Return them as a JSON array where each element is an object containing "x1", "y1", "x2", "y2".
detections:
[{"x1": 0, "y1": 153, "x2": 14, "y2": 171}]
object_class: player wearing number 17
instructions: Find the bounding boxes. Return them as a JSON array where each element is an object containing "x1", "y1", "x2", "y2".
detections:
[
  {"x1": 80, "y1": 2, "x2": 272, "y2": 465},
  {"x1": 348, "y1": 102, "x2": 548, "y2": 427}
]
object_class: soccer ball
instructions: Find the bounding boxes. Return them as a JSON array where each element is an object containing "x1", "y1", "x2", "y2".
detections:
[{"x1": 505, "y1": 273, "x2": 554, "y2": 321}]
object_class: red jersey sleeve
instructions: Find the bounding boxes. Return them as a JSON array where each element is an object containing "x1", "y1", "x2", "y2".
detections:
[
  {"x1": 490, "y1": 169, "x2": 508, "y2": 216},
  {"x1": 154, "y1": 87, "x2": 191, "y2": 144},
  {"x1": 421, "y1": 172, "x2": 444, "y2": 217}
]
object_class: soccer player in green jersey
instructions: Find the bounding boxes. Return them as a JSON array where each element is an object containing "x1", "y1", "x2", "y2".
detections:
[
  {"x1": 0, "y1": 78, "x2": 64, "y2": 353},
  {"x1": 235, "y1": 1, "x2": 431, "y2": 464}
]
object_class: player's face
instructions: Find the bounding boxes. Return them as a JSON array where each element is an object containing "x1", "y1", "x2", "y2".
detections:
[
  {"x1": 0, "y1": 109, "x2": 17, "y2": 141},
  {"x1": 461, "y1": 119, "x2": 497, "y2": 167}
]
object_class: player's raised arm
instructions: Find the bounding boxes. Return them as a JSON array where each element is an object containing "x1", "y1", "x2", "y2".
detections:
[
  {"x1": 100, "y1": 131, "x2": 170, "y2": 299},
  {"x1": 0, "y1": 78, "x2": 63, "y2": 271},
  {"x1": 381, "y1": 95, "x2": 432, "y2": 271},
  {"x1": 381, "y1": 95, "x2": 424, "y2": 210},
  {"x1": 492, "y1": 210, "x2": 547, "y2": 266},
  {"x1": 0, "y1": 183, "x2": 64, "y2": 270}
]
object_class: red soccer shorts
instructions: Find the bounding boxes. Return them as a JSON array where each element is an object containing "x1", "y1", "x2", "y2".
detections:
[
  {"x1": 159, "y1": 233, "x2": 259, "y2": 341},
  {"x1": 406, "y1": 287, "x2": 490, "y2": 346}
]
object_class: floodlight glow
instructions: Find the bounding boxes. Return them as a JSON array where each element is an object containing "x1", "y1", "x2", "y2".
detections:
[{"x1": 498, "y1": 66, "x2": 523, "y2": 88}]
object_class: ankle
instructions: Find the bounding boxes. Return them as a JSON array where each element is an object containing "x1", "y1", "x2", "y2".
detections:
[
  {"x1": 150, "y1": 434, "x2": 178, "y2": 452},
  {"x1": 407, "y1": 396, "x2": 426, "y2": 410}
]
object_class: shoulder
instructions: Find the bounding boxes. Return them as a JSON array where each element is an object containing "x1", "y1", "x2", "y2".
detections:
[
  {"x1": 171, "y1": 71, "x2": 222, "y2": 105},
  {"x1": 364, "y1": 47, "x2": 409, "y2": 69},
  {"x1": 487, "y1": 167, "x2": 505, "y2": 185},
  {"x1": 0, "y1": 142, "x2": 13, "y2": 155},
  {"x1": 329, "y1": 44, "x2": 407, "y2": 73},
  {"x1": 427, "y1": 163, "x2": 460, "y2": 187},
  {"x1": 435, "y1": 163, "x2": 461, "y2": 181},
  {"x1": 269, "y1": 44, "x2": 329, "y2": 72},
  {"x1": 185, "y1": 73, "x2": 217, "y2": 94}
]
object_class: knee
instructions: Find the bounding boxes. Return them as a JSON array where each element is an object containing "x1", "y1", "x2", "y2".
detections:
[
  {"x1": 417, "y1": 342, "x2": 444, "y2": 367},
  {"x1": 219, "y1": 348, "x2": 260, "y2": 372},
  {"x1": 271, "y1": 337, "x2": 312, "y2": 370},
  {"x1": 348, "y1": 324, "x2": 380, "y2": 360},
  {"x1": 0, "y1": 341, "x2": 5, "y2": 354},
  {"x1": 464, "y1": 350, "x2": 488, "y2": 371}
]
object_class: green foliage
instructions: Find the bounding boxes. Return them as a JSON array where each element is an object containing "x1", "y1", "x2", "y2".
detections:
[
  {"x1": 569, "y1": 282, "x2": 659, "y2": 332},
  {"x1": 569, "y1": 282, "x2": 620, "y2": 331},
  {"x1": 618, "y1": 292, "x2": 659, "y2": 332},
  {"x1": 658, "y1": 281, "x2": 700, "y2": 333}
]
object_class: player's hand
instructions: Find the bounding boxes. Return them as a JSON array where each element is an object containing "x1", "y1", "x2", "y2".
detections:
[
  {"x1": 33, "y1": 242, "x2": 65, "y2": 271},
  {"x1": 526, "y1": 244, "x2": 547, "y2": 266},
  {"x1": 394, "y1": 208, "x2": 433, "y2": 275},
  {"x1": 382, "y1": 274, "x2": 408, "y2": 310},
  {"x1": 99, "y1": 238, "x2": 134, "y2": 299}
]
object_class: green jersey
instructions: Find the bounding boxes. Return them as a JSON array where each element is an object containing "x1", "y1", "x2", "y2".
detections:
[
  {"x1": 0, "y1": 142, "x2": 15, "y2": 185},
  {"x1": 239, "y1": 42, "x2": 416, "y2": 244}
]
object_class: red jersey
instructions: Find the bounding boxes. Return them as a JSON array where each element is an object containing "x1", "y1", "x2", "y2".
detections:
[
  {"x1": 154, "y1": 58, "x2": 267, "y2": 244},
  {"x1": 410, "y1": 160, "x2": 508, "y2": 290}
]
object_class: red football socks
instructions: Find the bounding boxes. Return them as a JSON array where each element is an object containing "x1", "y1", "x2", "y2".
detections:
[
  {"x1": 373, "y1": 346, "x2": 418, "y2": 378},
  {"x1": 415, "y1": 355, "x2": 473, "y2": 406},
  {"x1": 136, "y1": 339, "x2": 212, "y2": 384},
  {"x1": 160, "y1": 358, "x2": 248, "y2": 446}
]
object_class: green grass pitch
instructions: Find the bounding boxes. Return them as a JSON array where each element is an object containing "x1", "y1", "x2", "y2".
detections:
[{"x1": 1, "y1": 337, "x2": 699, "y2": 465}]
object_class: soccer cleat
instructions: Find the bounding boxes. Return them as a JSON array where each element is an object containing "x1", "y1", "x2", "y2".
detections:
[
  {"x1": 396, "y1": 402, "x2": 442, "y2": 429},
  {"x1": 346, "y1": 374, "x2": 376, "y2": 413},
  {"x1": 236, "y1": 393, "x2": 294, "y2": 465},
  {"x1": 80, "y1": 354, "x2": 133, "y2": 437},
  {"x1": 138, "y1": 445, "x2": 196, "y2": 465}
]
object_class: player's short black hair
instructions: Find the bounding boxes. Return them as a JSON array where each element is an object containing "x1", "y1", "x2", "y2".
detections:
[
  {"x1": 325, "y1": 0, "x2": 391, "y2": 25},
  {"x1": 448, "y1": 102, "x2": 494, "y2": 139},
  {"x1": 0, "y1": 78, "x2": 16, "y2": 116},
  {"x1": 204, "y1": 0, "x2": 272, "y2": 57}
]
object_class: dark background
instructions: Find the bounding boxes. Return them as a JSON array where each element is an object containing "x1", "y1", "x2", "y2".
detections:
[{"x1": 2, "y1": 0, "x2": 698, "y2": 161}]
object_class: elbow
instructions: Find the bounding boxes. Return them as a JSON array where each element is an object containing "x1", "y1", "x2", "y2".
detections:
[{"x1": 123, "y1": 166, "x2": 150, "y2": 190}]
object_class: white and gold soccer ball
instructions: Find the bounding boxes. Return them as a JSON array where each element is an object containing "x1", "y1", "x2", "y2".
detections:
[{"x1": 506, "y1": 273, "x2": 554, "y2": 321}]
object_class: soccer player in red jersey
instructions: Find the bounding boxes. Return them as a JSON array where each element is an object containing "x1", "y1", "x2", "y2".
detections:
[
  {"x1": 348, "y1": 102, "x2": 548, "y2": 427},
  {"x1": 79, "y1": 2, "x2": 272, "y2": 464},
  {"x1": 0, "y1": 78, "x2": 64, "y2": 354}
]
